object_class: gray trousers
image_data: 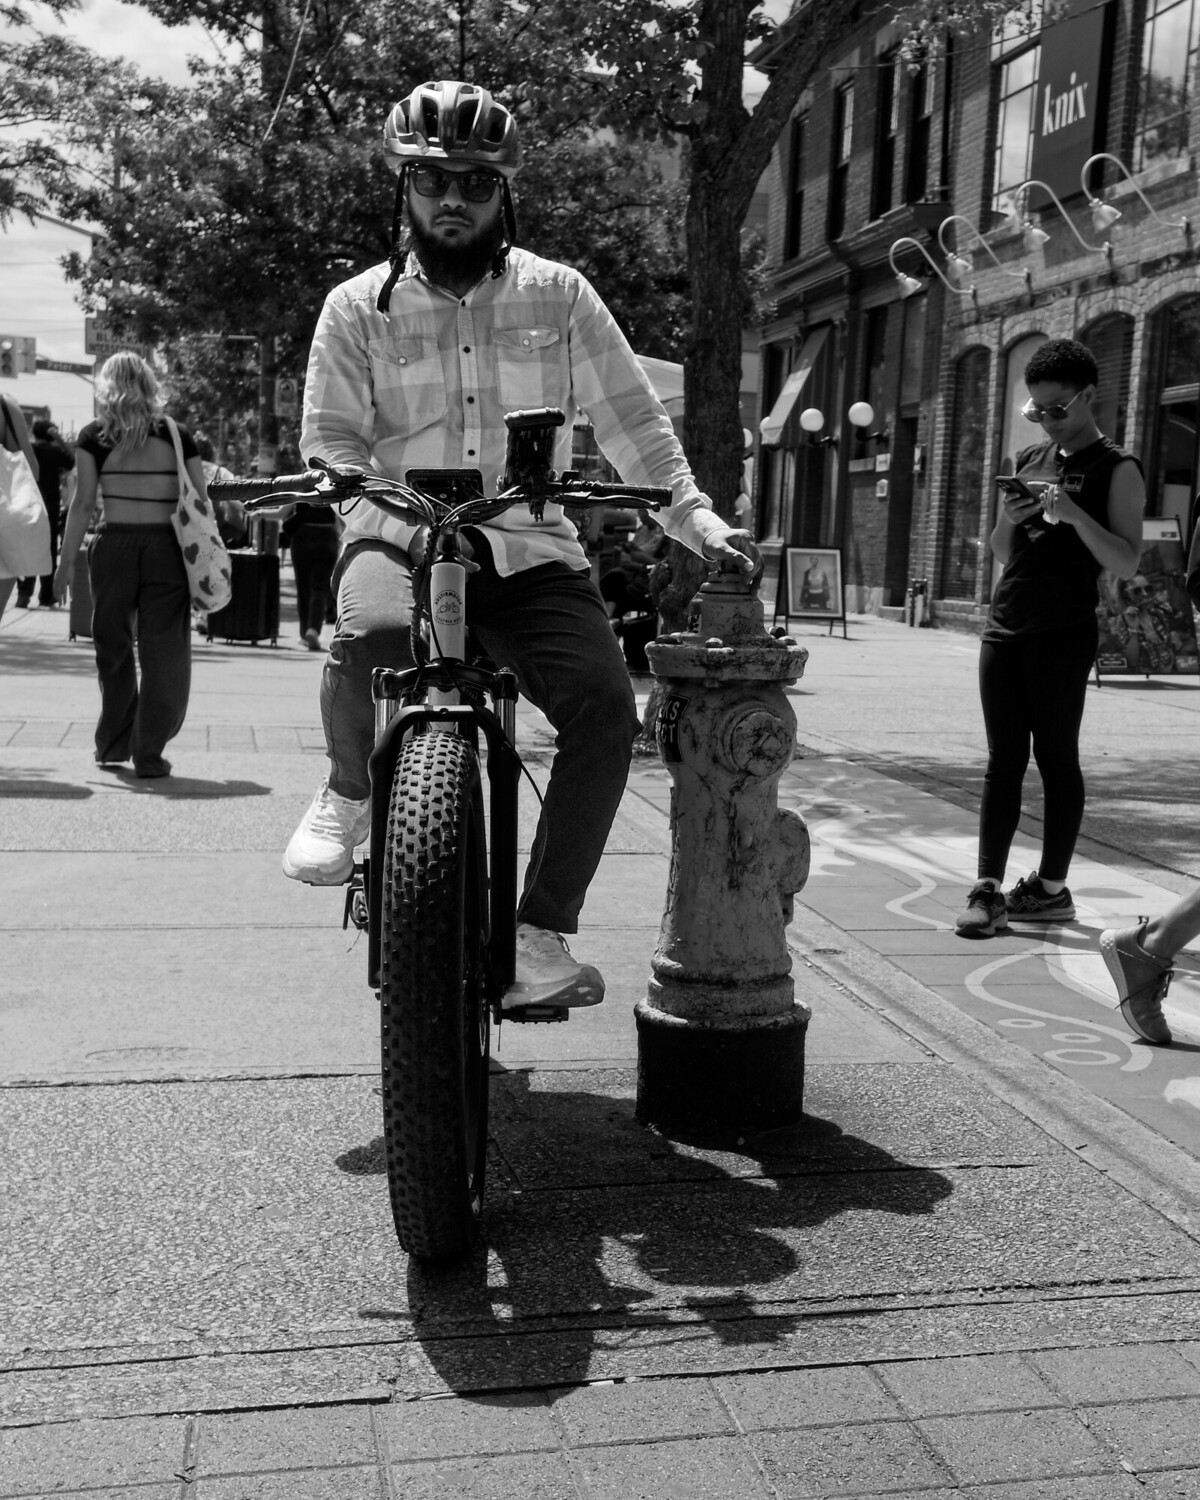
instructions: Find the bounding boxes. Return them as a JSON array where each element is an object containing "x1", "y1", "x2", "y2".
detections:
[
  {"x1": 321, "y1": 538, "x2": 638, "y2": 934},
  {"x1": 89, "y1": 524, "x2": 191, "y2": 769}
]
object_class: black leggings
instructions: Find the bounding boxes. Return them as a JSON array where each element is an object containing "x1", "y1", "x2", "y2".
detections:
[{"x1": 977, "y1": 616, "x2": 1098, "y2": 884}]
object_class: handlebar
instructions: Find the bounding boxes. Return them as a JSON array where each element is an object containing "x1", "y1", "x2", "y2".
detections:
[
  {"x1": 206, "y1": 471, "x2": 326, "y2": 506},
  {"x1": 208, "y1": 468, "x2": 671, "y2": 519}
]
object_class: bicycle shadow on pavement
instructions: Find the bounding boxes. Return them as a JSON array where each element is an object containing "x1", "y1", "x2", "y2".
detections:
[{"x1": 354, "y1": 1069, "x2": 952, "y2": 1397}]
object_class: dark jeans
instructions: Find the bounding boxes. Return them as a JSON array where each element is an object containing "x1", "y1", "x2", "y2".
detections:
[
  {"x1": 89, "y1": 525, "x2": 192, "y2": 768},
  {"x1": 322, "y1": 539, "x2": 639, "y2": 934},
  {"x1": 977, "y1": 616, "x2": 1098, "y2": 884},
  {"x1": 289, "y1": 523, "x2": 339, "y2": 636},
  {"x1": 19, "y1": 491, "x2": 60, "y2": 603}
]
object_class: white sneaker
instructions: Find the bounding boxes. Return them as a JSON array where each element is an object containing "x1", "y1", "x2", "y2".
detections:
[
  {"x1": 502, "y1": 924, "x2": 605, "y2": 1010},
  {"x1": 282, "y1": 778, "x2": 371, "y2": 884}
]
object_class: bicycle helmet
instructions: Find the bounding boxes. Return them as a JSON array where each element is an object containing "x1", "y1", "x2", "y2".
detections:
[
  {"x1": 383, "y1": 81, "x2": 520, "y2": 178},
  {"x1": 377, "y1": 81, "x2": 521, "y2": 310}
]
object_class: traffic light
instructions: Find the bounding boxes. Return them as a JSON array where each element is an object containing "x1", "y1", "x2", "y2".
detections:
[{"x1": 0, "y1": 336, "x2": 35, "y2": 377}]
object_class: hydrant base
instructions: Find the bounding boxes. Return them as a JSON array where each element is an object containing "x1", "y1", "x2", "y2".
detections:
[{"x1": 634, "y1": 1002, "x2": 809, "y2": 1139}]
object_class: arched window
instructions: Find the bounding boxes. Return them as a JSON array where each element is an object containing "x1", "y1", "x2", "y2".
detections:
[
  {"x1": 999, "y1": 333, "x2": 1048, "y2": 472},
  {"x1": 939, "y1": 348, "x2": 990, "y2": 600},
  {"x1": 1080, "y1": 313, "x2": 1134, "y2": 447},
  {"x1": 1145, "y1": 295, "x2": 1200, "y2": 533}
]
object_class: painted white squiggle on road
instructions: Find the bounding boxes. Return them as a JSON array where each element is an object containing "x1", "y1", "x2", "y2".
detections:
[{"x1": 962, "y1": 948, "x2": 1151, "y2": 1071}]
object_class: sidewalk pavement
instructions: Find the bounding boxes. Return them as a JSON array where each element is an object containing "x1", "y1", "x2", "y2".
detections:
[{"x1": 4, "y1": 591, "x2": 1200, "y2": 1496}]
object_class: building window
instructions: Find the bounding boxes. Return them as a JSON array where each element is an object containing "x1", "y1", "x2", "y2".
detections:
[
  {"x1": 1134, "y1": 0, "x2": 1200, "y2": 169},
  {"x1": 991, "y1": 15, "x2": 1041, "y2": 216},
  {"x1": 939, "y1": 348, "x2": 990, "y2": 601},
  {"x1": 828, "y1": 82, "x2": 854, "y2": 240},
  {"x1": 1080, "y1": 313, "x2": 1134, "y2": 447},
  {"x1": 872, "y1": 52, "x2": 902, "y2": 219},
  {"x1": 784, "y1": 115, "x2": 806, "y2": 260},
  {"x1": 905, "y1": 54, "x2": 936, "y2": 202},
  {"x1": 1146, "y1": 294, "x2": 1200, "y2": 533},
  {"x1": 863, "y1": 306, "x2": 890, "y2": 424}
]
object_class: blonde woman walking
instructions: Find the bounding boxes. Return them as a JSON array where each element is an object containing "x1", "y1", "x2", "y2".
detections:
[{"x1": 55, "y1": 352, "x2": 208, "y2": 777}]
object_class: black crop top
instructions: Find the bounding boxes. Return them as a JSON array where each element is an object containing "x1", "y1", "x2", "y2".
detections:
[{"x1": 77, "y1": 417, "x2": 199, "y2": 501}]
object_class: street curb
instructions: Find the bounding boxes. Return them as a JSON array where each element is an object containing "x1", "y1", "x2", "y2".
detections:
[{"x1": 789, "y1": 903, "x2": 1200, "y2": 1241}]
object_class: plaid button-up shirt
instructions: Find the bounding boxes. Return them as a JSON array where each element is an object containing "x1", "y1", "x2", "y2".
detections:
[{"x1": 300, "y1": 247, "x2": 727, "y2": 575}]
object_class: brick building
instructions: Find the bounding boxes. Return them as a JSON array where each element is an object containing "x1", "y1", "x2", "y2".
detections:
[{"x1": 754, "y1": 0, "x2": 1200, "y2": 630}]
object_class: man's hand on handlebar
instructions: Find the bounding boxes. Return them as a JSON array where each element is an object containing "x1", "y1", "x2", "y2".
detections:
[{"x1": 702, "y1": 527, "x2": 761, "y2": 578}]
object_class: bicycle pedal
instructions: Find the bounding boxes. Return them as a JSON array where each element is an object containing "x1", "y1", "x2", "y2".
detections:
[
  {"x1": 342, "y1": 862, "x2": 369, "y2": 932},
  {"x1": 500, "y1": 1003, "x2": 569, "y2": 1024}
]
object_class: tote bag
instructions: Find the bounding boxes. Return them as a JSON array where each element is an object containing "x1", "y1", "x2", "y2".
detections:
[
  {"x1": 0, "y1": 398, "x2": 52, "y2": 580},
  {"x1": 165, "y1": 416, "x2": 232, "y2": 613}
]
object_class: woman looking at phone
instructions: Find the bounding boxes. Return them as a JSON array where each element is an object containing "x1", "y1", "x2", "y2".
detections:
[{"x1": 956, "y1": 338, "x2": 1144, "y2": 938}]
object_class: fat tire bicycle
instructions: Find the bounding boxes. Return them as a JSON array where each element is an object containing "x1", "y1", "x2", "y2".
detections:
[{"x1": 212, "y1": 408, "x2": 666, "y2": 1261}]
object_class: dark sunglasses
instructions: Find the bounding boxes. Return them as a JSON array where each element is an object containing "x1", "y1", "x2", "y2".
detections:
[
  {"x1": 408, "y1": 165, "x2": 502, "y2": 203},
  {"x1": 1020, "y1": 389, "x2": 1085, "y2": 423}
]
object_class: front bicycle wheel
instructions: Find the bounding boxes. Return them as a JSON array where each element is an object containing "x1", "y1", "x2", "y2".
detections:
[{"x1": 379, "y1": 728, "x2": 490, "y2": 1260}]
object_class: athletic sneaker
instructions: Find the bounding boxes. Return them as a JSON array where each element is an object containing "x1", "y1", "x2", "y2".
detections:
[
  {"x1": 1100, "y1": 920, "x2": 1173, "y2": 1046},
  {"x1": 502, "y1": 924, "x2": 605, "y2": 1010},
  {"x1": 955, "y1": 881, "x2": 1009, "y2": 938},
  {"x1": 1005, "y1": 873, "x2": 1076, "y2": 922},
  {"x1": 282, "y1": 777, "x2": 371, "y2": 884}
]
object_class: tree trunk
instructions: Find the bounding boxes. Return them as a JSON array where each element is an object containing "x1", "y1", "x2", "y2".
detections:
[{"x1": 655, "y1": 0, "x2": 750, "y2": 640}]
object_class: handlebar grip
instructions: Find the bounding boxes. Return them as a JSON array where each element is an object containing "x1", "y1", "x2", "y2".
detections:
[
  {"x1": 585, "y1": 483, "x2": 673, "y2": 505},
  {"x1": 207, "y1": 471, "x2": 325, "y2": 505}
]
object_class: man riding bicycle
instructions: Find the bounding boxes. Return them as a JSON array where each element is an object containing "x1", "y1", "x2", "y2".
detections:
[{"x1": 284, "y1": 79, "x2": 758, "y2": 1011}]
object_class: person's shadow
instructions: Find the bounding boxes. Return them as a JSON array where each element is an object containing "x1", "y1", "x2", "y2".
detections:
[{"x1": 346, "y1": 1067, "x2": 953, "y2": 1394}]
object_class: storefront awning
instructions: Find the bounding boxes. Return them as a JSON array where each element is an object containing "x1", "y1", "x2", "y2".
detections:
[
  {"x1": 759, "y1": 327, "x2": 828, "y2": 447},
  {"x1": 638, "y1": 354, "x2": 685, "y2": 417}
]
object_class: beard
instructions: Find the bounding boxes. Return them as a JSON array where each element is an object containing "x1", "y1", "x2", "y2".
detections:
[{"x1": 404, "y1": 211, "x2": 505, "y2": 289}]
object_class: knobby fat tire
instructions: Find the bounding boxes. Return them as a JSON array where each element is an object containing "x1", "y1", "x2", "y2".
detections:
[{"x1": 379, "y1": 729, "x2": 491, "y2": 1260}]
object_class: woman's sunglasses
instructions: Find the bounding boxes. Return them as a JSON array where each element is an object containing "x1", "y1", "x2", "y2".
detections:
[
  {"x1": 1020, "y1": 389, "x2": 1086, "y2": 423},
  {"x1": 408, "y1": 165, "x2": 502, "y2": 203}
]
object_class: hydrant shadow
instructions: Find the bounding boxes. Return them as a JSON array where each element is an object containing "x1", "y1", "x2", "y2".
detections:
[{"x1": 398, "y1": 1068, "x2": 953, "y2": 1396}]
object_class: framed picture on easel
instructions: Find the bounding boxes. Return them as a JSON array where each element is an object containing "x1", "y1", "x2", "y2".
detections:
[{"x1": 784, "y1": 547, "x2": 847, "y2": 637}]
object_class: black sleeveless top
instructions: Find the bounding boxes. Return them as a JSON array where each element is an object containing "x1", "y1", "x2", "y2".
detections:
[{"x1": 985, "y1": 435, "x2": 1141, "y2": 641}]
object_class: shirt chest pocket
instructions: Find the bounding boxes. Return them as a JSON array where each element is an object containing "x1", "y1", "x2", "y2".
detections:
[
  {"x1": 367, "y1": 333, "x2": 444, "y2": 434},
  {"x1": 491, "y1": 326, "x2": 563, "y2": 412}
]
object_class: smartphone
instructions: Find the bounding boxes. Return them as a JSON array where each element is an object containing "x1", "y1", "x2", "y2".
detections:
[{"x1": 995, "y1": 475, "x2": 1044, "y2": 500}]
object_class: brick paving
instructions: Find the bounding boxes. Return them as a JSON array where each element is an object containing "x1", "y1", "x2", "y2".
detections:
[{"x1": 6, "y1": 1351, "x2": 1200, "y2": 1495}]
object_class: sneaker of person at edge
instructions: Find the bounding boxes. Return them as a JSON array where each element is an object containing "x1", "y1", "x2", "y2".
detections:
[
  {"x1": 281, "y1": 80, "x2": 758, "y2": 1011},
  {"x1": 952, "y1": 338, "x2": 1145, "y2": 941},
  {"x1": 1100, "y1": 886, "x2": 1200, "y2": 1047}
]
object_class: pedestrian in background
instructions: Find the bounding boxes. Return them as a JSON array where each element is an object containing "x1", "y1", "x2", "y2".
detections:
[
  {"x1": 54, "y1": 351, "x2": 206, "y2": 778},
  {"x1": 0, "y1": 392, "x2": 46, "y2": 624},
  {"x1": 282, "y1": 501, "x2": 340, "y2": 652},
  {"x1": 1101, "y1": 892, "x2": 1200, "y2": 1047},
  {"x1": 956, "y1": 339, "x2": 1144, "y2": 938},
  {"x1": 17, "y1": 418, "x2": 74, "y2": 608},
  {"x1": 195, "y1": 434, "x2": 246, "y2": 548}
]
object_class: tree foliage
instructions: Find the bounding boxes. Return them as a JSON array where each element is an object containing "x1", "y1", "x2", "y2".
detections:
[{"x1": 4, "y1": 0, "x2": 1023, "y2": 491}]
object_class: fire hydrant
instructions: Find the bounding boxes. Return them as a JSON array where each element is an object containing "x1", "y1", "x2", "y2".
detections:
[{"x1": 636, "y1": 560, "x2": 811, "y2": 1137}]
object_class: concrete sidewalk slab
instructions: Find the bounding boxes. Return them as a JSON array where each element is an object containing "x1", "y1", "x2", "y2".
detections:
[{"x1": 8, "y1": 602, "x2": 1200, "y2": 1491}]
